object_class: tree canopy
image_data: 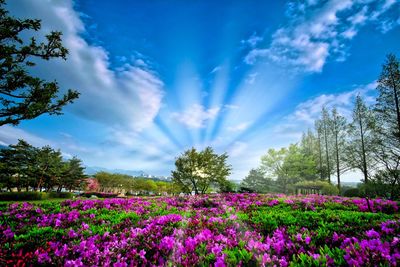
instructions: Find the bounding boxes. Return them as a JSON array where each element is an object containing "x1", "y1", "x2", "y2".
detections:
[
  {"x1": 172, "y1": 147, "x2": 232, "y2": 194},
  {"x1": 0, "y1": 0, "x2": 79, "y2": 126}
]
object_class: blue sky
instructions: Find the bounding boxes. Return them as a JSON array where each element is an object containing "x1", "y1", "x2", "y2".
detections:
[{"x1": 1, "y1": 0, "x2": 400, "y2": 181}]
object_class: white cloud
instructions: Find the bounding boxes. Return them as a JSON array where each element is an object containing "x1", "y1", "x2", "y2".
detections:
[
  {"x1": 274, "y1": 81, "x2": 377, "y2": 137},
  {"x1": 210, "y1": 66, "x2": 221, "y2": 74},
  {"x1": 172, "y1": 104, "x2": 220, "y2": 128},
  {"x1": 245, "y1": 72, "x2": 258, "y2": 85},
  {"x1": 223, "y1": 104, "x2": 240, "y2": 110},
  {"x1": 241, "y1": 33, "x2": 263, "y2": 48},
  {"x1": 244, "y1": 0, "x2": 399, "y2": 72},
  {"x1": 227, "y1": 122, "x2": 251, "y2": 132},
  {"x1": 0, "y1": 126, "x2": 53, "y2": 147},
  {"x1": 228, "y1": 141, "x2": 248, "y2": 157},
  {"x1": 7, "y1": 0, "x2": 164, "y2": 133}
]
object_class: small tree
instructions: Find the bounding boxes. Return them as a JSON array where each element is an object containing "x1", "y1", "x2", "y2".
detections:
[
  {"x1": 0, "y1": 0, "x2": 79, "y2": 126},
  {"x1": 171, "y1": 147, "x2": 232, "y2": 194}
]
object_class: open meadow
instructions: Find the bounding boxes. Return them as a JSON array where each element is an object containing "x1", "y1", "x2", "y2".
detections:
[{"x1": 1, "y1": 194, "x2": 399, "y2": 266}]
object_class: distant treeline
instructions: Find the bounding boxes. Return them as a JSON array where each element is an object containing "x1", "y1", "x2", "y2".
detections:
[{"x1": 91, "y1": 171, "x2": 177, "y2": 195}]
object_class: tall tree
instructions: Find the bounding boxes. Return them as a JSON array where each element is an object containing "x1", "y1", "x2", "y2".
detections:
[
  {"x1": 347, "y1": 95, "x2": 376, "y2": 184},
  {"x1": 314, "y1": 120, "x2": 325, "y2": 180},
  {"x1": 0, "y1": 0, "x2": 79, "y2": 126},
  {"x1": 376, "y1": 54, "x2": 400, "y2": 140},
  {"x1": 321, "y1": 107, "x2": 332, "y2": 183},
  {"x1": 373, "y1": 54, "x2": 400, "y2": 192},
  {"x1": 171, "y1": 147, "x2": 231, "y2": 194},
  {"x1": 330, "y1": 107, "x2": 348, "y2": 193}
]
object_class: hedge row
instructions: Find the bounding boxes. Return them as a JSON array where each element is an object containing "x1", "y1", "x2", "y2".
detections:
[{"x1": 0, "y1": 191, "x2": 73, "y2": 201}]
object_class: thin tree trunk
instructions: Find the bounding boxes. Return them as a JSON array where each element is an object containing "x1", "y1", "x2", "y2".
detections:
[
  {"x1": 323, "y1": 123, "x2": 331, "y2": 183},
  {"x1": 358, "y1": 114, "x2": 368, "y2": 184},
  {"x1": 317, "y1": 132, "x2": 324, "y2": 180},
  {"x1": 335, "y1": 132, "x2": 341, "y2": 193},
  {"x1": 390, "y1": 73, "x2": 400, "y2": 138}
]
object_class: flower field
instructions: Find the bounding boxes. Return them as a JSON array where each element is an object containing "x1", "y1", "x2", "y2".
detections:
[{"x1": 1, "y1": 194, "x2": 399, "y2": 267}]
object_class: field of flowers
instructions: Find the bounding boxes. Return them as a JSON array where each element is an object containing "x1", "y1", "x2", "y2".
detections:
[{"x1": 1, "y1": 194, "x2": 399, "y2": 266}]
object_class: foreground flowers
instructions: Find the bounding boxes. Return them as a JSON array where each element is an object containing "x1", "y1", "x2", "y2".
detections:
[{"x1": 0, "y1": 194, "x2": 399, "y2": 266}]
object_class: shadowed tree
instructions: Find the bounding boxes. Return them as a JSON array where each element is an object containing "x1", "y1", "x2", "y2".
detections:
[{"x1": 0, "y1": 0, "x2": 79, "y2": 126}]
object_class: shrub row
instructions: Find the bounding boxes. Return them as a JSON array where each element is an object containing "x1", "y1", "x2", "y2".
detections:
[
  {"x1": 79, "y1": 192, "x2": 119, "y2": 198},
  {"x1": 0, "y1": 191, "x2": 73, "y2": 201}
]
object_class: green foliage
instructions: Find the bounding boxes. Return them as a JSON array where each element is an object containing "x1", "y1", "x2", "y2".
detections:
[
  {"x1": 0, "y1": 139, "x2": 85, "y2": 193},
  {"x1": 347, "y1": 95, "x2": 377, "y2": 183},
  {"x1": 0, "y1": 0, "x2": 79, "y2": 126},
  {"x1": 172, "y1": 147, "x2": 232, "y2": 194},
  {"x1": 295, "y1": 180, "x2": 339, "y2": 195},
  {"x1": 247, "y1": 206, "x2": 394, "y2": 238},
  {"x1": 259, "y1": 144, "x2": 318, "y2": 193},
  {"x1": 0, "y1": 191, "x2": 48, "y2": 201},
  {"x1": 343, "y1": 188, "x2": 361, "y2": 198},
  {"x1": 241, "y1": 168, "x2": 270, "y2": 193},
  {"x1": 47, "y1": 191, "x2": 73, "y2": 199}
]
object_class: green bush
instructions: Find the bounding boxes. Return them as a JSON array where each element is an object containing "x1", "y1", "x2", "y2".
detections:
[
  {"x1": 343, "y1": 188, "x2": 361, "y2": 197},
  {"x1": 0, "y1": 191, "x2": 48, "y2": 201},
  {"x1": 48, "y1": 191, "x2": 73, "y2": 199},
  {"x1": 80, "y1": 192, "x2": 119, "y2": 198}
]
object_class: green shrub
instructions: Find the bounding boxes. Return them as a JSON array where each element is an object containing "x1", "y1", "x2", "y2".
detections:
[
  {"x1": 0, "y1": 191, "x2": 48, "y2": 201},
  {"x1": 80, "y1": 192, "x2": 119, "y2": 198},
  {"x1": 343, "y1": 188, "x2": 361, "y2": 197},
  {"x1": 48, "y1": 191, "x2": 73, "y2": 199}
]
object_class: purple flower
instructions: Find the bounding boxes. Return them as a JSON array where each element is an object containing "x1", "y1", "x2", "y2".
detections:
[
  {"x1": 305, "y1": 236, "x2": 311, "y2": 245},
  {"x1": 3, "y1": 228, "x2": 14, "y2": 239},
  {"x1": 365, "y1": 229, "x2": 380, "y2": 239},
  {"x1": 68, "y1": 229, "x2": 78, "y2": 238}
]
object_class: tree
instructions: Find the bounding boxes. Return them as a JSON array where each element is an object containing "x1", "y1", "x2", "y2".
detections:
[
  {"x1": 260, "y1": 145, "x2": 317, "y2": 193},
  {"x1": 314, "y1": 121, "x2": 326, "y2": 180},
  {"x1": 320, "y1": 107, "x2": 333, "y2": 183},
  {"x1": 61, "y1": 157, "x2": 86, "y2": 192},
  {"x1": 171, "y1": 147, "x2": 232, "y2": 194},
  {"x1": 347, "y1": 95, "x2": 377, "y2": 184},
  {"x1": 330, "y1": 107, "x2": 349, "y2": 193},
  {"x1": 33, "y1": 146, "x2": 63, "y2": 192},
  {"x1": 0, "y1": 139, "x2": 36, "y2": 191},
  {"x1": 373, "y1": 54, "x2": 400, "y2": 193},
  {"x1": 376, "y1": 54, "x2": 400, "y2": 141},
  {"x1": 0, "y1": 0, "x2": 79, "y2": 126},
  {"x1": 241, "y1": 168, "x2": 271, "y2": 193}
]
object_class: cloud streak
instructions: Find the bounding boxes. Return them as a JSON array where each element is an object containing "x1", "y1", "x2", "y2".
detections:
[
  {"x1": 8, "y1": 0, "x2": 164, "y2": 132},
  {"x1": 245, "y1": 0, "x2": 399, "y2": 72}
]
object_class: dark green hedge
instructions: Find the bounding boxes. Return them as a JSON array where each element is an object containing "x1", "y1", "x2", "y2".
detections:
[
  {"x1": 0, "y1": 191, "x2": 74, "y2": 201},
  {"x1": 48, "y1": 192, "x2": 73, "y2": 199},
  {"x1": 343, "y1": 188, "x2": 361, "y2": 197},
  {"x1": 0, "y1": 192, "x2": 48, "y2": 201},
  {"x1": 79, "y1": 192, "x2": 119, "y2": 198}
]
